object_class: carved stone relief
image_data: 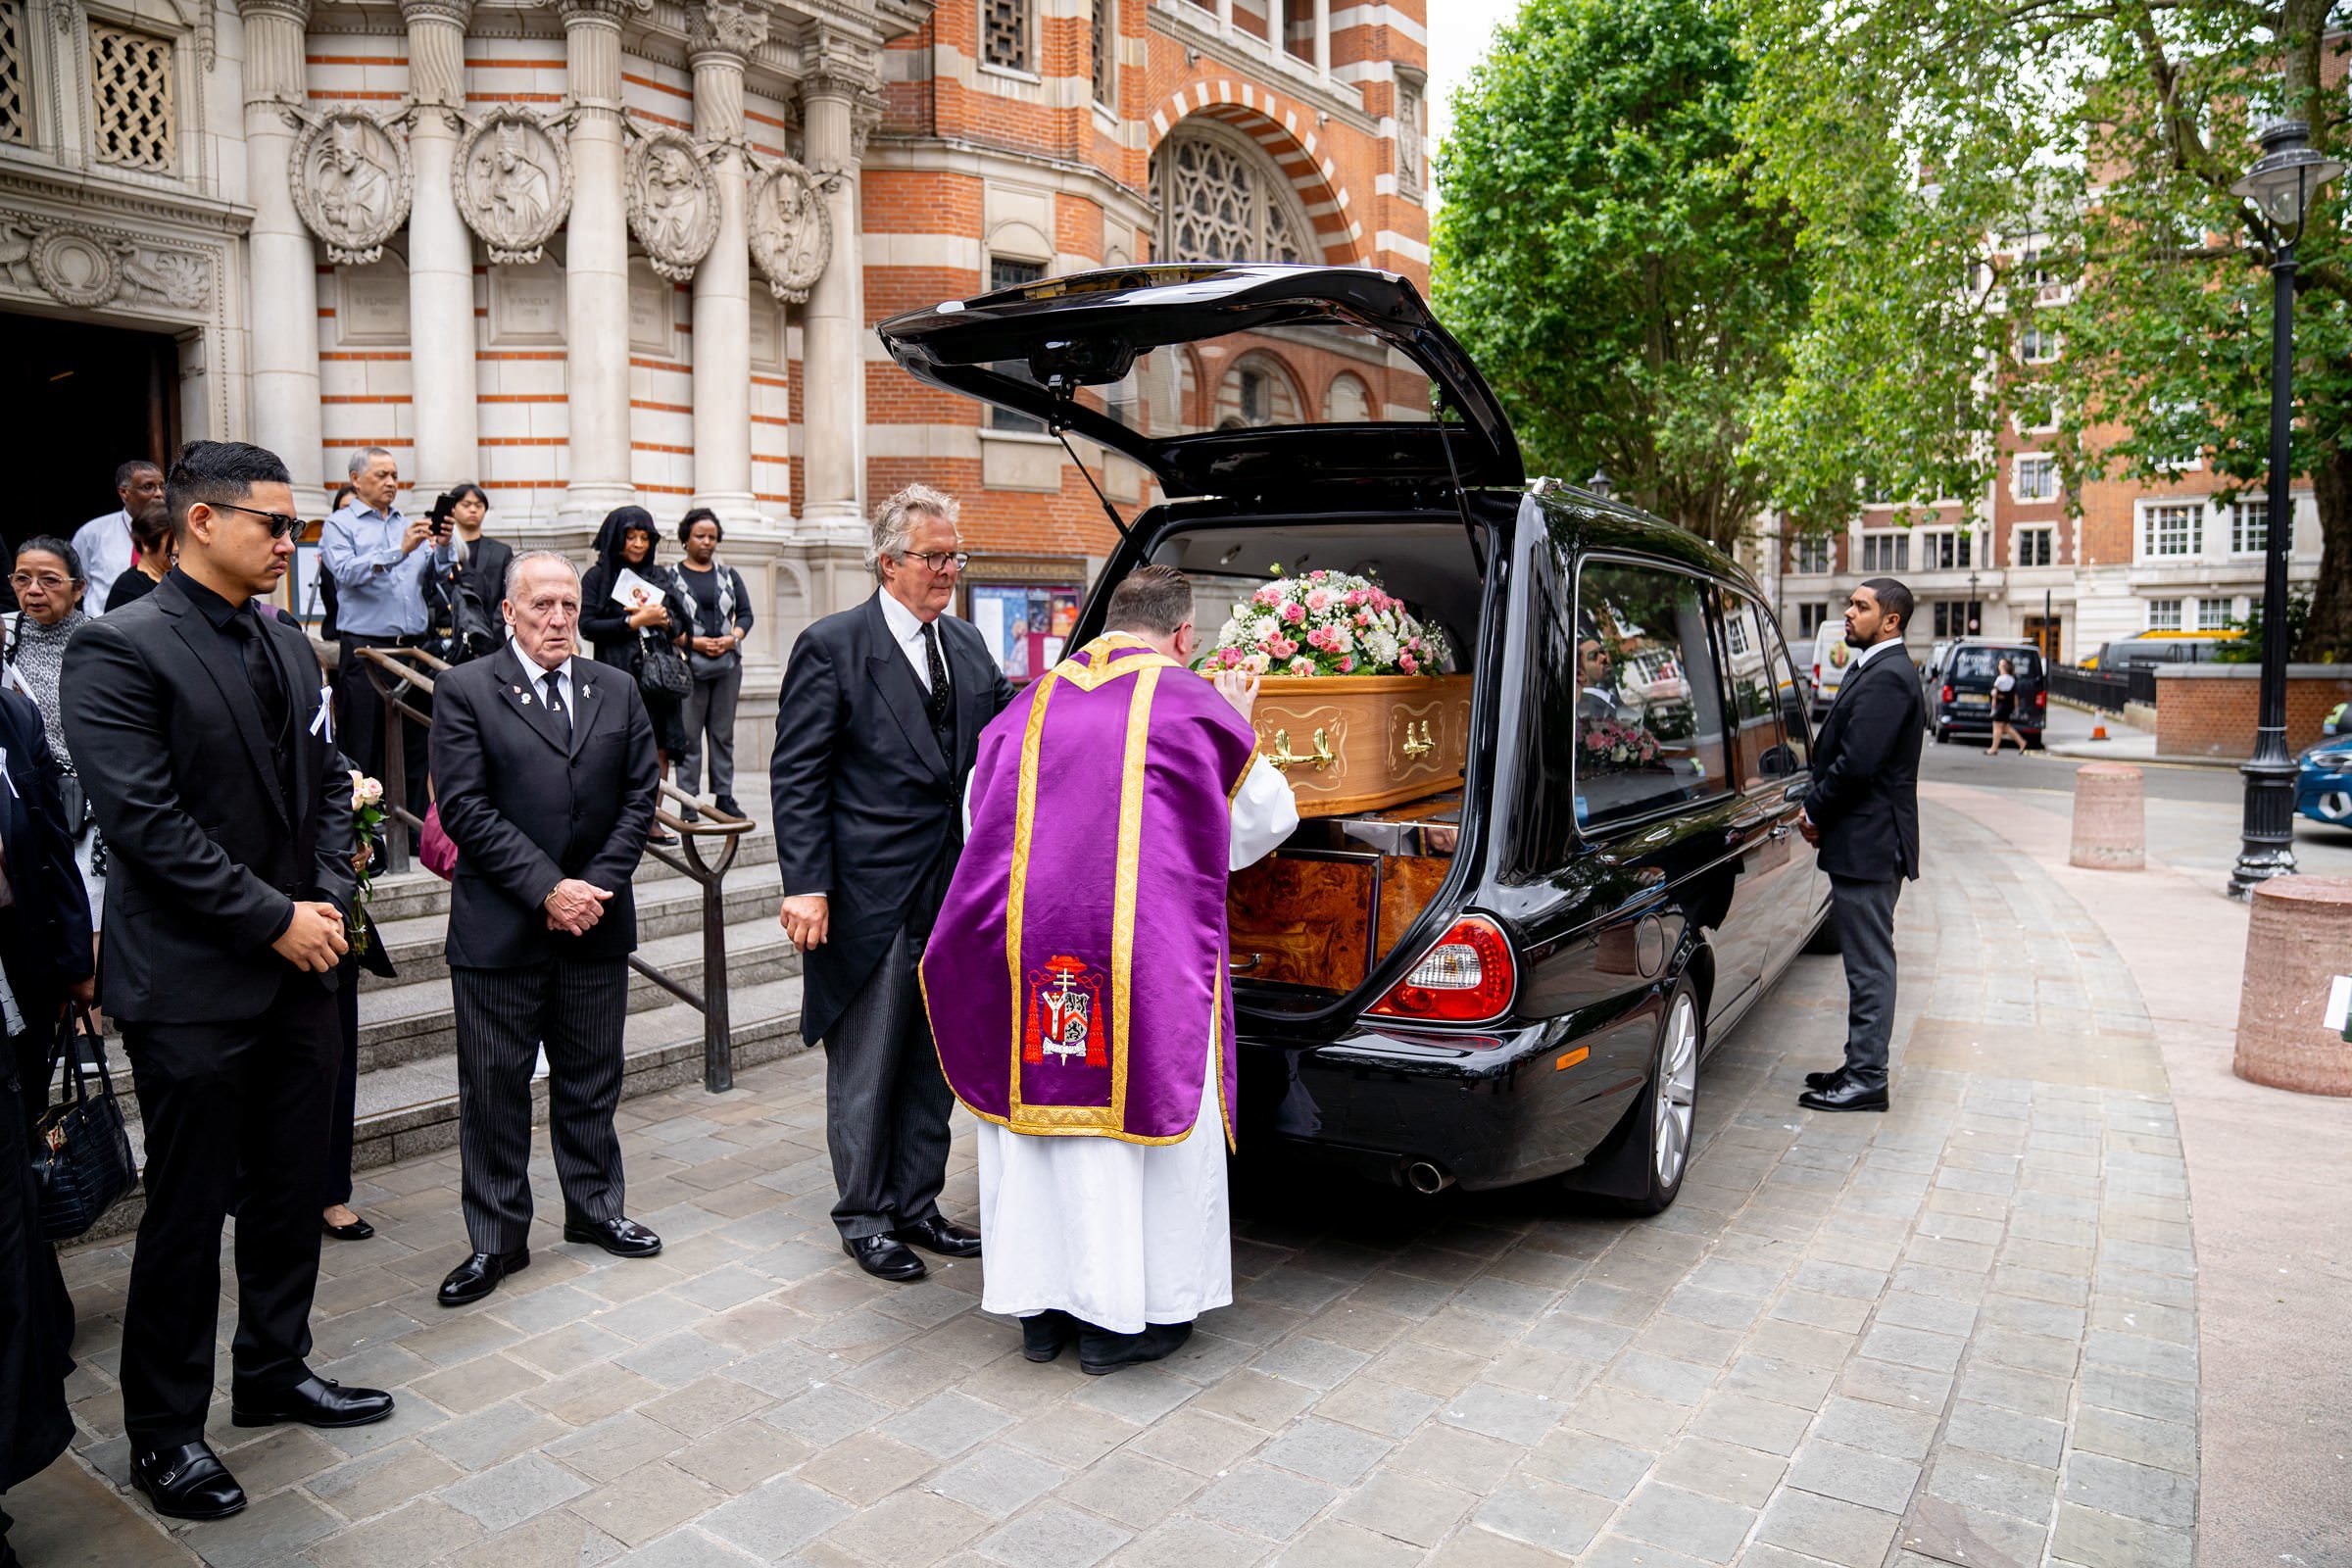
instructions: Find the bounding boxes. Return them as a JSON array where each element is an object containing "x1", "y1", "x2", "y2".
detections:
[
  {"x1": 625, "y1": 129, "x2": 718, "y2": 283},
  {"x1": 290, "y1": 112, "x2": 413, "y2": 266},
  {"x1": 455, "y1": 108, "x2": 572, "y2": 265},
  {"x1": 0, "y1": 212, "x2": 214, "y2": 313},
  {"x1": 748, "y1": 158, "x2": 828, "y2": 304}
]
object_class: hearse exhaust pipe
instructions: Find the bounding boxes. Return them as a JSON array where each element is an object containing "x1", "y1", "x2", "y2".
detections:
[{"x1": 1402, "y1": 1160, "x2": 1455, "y2": 1195}]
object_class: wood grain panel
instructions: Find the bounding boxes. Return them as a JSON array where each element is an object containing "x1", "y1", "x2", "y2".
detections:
[
  {"x1": 1374, "y1": 855, "x2": 1452, "y2": 960},
  {"x1": 1228, "y1": 854, "x2": 1376, "y2": 991}
]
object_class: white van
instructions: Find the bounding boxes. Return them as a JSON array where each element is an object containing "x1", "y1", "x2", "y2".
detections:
[{"x1": 1809, "y1": 619, "x2": 1855, "y2": 720}]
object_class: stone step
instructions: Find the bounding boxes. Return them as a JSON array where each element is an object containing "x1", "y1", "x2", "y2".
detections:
[
  {"x1": 359, "y1": 874, "x2": 784, "y2": 992},
  {"x1": 360, "y1": 819, "x2": 779, "y2": 927}
]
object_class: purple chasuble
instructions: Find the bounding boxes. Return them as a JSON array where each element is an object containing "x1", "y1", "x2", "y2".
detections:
[{"x1": 923, "y1": 634, "x2": 1259, "y2": 1145}]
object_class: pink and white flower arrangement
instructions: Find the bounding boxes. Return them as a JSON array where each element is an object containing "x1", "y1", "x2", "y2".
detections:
[{"x1": 1202, "y1": 569, "x2": 1447, "y2": 678}]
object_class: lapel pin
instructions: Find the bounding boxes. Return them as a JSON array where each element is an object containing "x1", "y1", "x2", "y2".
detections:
[{"x1": 519, "y1": 692, "x2": 532, "y2": 706}]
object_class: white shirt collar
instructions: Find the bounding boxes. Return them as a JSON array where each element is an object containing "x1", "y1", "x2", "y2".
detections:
[
  {"x1": 1850, "y1": 636, "x2": 1905, "y2": 669},
  {"x1": 875, "y1": 586, "x2": 937, "y2": 648},
  {"x1": 509, "y1": 635, "x2": 575, "y2": 689}
]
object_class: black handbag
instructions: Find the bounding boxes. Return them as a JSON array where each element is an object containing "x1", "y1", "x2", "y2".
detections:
[
  {"x1": 635, "y1": 630, "x2": 692, "y2": 702},
  {"x1": 31, "y1": 1008, "x2": 138, "y2": 1242}
]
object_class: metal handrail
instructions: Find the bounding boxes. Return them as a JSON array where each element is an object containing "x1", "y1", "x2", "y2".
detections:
[{"x1": 353, "y1": 643, "x2": 747, "y2": 1091}]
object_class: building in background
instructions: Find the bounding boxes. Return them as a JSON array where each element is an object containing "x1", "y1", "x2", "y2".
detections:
[{"x1": 0, "y1": 0, "x2": 1428, "y2": 757}]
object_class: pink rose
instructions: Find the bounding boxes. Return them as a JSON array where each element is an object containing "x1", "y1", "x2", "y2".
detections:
[
  {"x1": 1267, "y1": 635, "x2": 1298, "y2": 660},
  {"x1": 1399, "y1": 653, "x2": 1419, "y2": 673},
  {"x1": 1282, "y1": 602, "x2": 1305, "y2": 624},
  {"x1": 1355, "y1": 611, "x2": 1372, "y2": 627},
  {"x1": 1340, "y1": 655, "x2": 1355, "y2": 672},
  {"x1": 1253, "y1": 584, "x2": 1282, "y2": 607},
  {"x1": 1305, "y1": 589, "x2": 1333, "y2": 613},
  {"x1": 1288, "y1": 655, "x2": 1317, "y2": 676}
]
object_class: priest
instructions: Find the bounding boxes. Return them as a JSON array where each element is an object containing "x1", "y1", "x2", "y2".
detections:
[{"x1": 922, "y1": 565, "x2": 1298, "y2": 1374}]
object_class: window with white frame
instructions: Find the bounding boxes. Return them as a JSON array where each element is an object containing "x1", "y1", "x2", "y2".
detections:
[
  {"x1": 2229, "y1": 497, "x2": 2268, "y2": 554},
  {"x1": 1861, "y1": 532, "x2": 1909, "y2": 572},
  {"x1": 2017, "y1": 526, "x2": 2053, "y2": 566},
  {"x1": 2146, "y1": 598, "x2": 2183, "y2": 631},
  {"x1": 2141, "y1": 502, "x2": 2201, "y2": 558},
  {"x1": 2197, "y1": 596, "x2": 2236, "y2": 631},
  {"x1": 0, "y1": 0, "x2": 30, "y2": 147},
  {"x1": 1797, "y1": 602, "x2": 1829, "y2": 638},
  {"x1": 1789, "y1": 536, "x2": 1832, "y2": 574},
  {"x1": 987, "y1": 257, "x2": 1047, "y2": 431},
  {"x1": 89, "y1": 23, "x2": 176, "y2": 172},
  {"x1": 1921, "y1": 530, "x2": 1973, "y2": 570},
  {"x1": 981, "y1": 0, "x2": 1030, "y2": 73},
  {"x1": 1396, "y1": 75, "x2": 1426, "y2": 203},
  {"x1": 2014, "y1": 455, "x2": 2058, "y2": 502},
  {"x1": 2019, "y1": 323, "x2": 2058, "y2": 363}
]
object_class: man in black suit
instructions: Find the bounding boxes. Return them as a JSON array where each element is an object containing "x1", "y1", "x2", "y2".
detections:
[
  {"x1": 0, "y1": 690, "x2": 95, "y2": 1131},
  {"x1": 428, "y1": 550, "x2": 663, "y2": 1307},
  {"x1": 62, "y1": 441, "x2": 393, "y2": 1524},
  {"x1": 1796, "y1": 576, "x2": 1924, "y2": 1113},
  {"x1": 771, "y1": 484, "x2": 1014, "y2": 1281}
]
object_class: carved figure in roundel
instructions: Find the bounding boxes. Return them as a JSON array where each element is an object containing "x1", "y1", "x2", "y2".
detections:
[
  {"x1": 626, "y1": 131, "x2": 719, "y2": 283},
  {"x1": 749, "y1": 159, "x2": 830, "y2": 304},
  {"x1": 456, "y1": 109, "x2": 573, "y2": 266},
  {"x1": 290, "y1": 113, "x2": 413, "y2": 266}
]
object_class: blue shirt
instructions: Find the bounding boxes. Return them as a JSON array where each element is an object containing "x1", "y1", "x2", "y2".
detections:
[{"x1": 321, "y1": 501, "x2": 451, "y2": 638}]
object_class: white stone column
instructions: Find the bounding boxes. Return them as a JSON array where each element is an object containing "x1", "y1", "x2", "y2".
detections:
[
  {"x1": 402, "y1": 0, "x2": 478, "y2": 497},
  {"x1": 239, "y1": 0, "x2": 327, "y2": 503},
  {"x1": 799, "y1": 60, "x2": 871, "y2": 536},
  {"x1": 688, "y1": 1, "x2": 762, "y2": 525},
  {"x1": 554, "y1": 0, "x2": 640, "y2": 522},
  {"x1": 1313, "y1": 0, "x2": 1330, "y2": 75}
]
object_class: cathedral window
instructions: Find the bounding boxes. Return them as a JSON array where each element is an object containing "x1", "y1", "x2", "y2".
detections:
[
  {"x1": 1153, "y1": 124, "x2": 1316, "y2": 265},
  {"x1": 982, "y1": 0, "x2": 1030, "y2": 74},
  {"x1": 89, "y1": 22, "x2": 175, "y2": 172},
  {"x1": 1091, "y1": 1, "x2": 1110, "y2": 106},
  {"x1": 0, "y1": 0, "x2": 30, "y2": 147}
]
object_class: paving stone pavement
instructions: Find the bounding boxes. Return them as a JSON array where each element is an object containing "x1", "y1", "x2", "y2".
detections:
[{"x1": 18, "y1": 799, "x2": 2202, "y2": 1567}]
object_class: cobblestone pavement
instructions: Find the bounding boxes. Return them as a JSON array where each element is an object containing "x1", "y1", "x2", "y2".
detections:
[{"x1": 21, "y1": 800, "x2": 2201, "y2": 1568}]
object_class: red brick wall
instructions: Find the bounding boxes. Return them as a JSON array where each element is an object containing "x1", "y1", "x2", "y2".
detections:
[{"x1": 2154, "y1": 668, "x2": 2352, "y2": 759}]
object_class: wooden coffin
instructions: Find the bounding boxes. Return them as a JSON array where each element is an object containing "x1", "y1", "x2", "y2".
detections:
[
  {"x1": 1227, "y1": 850, "x2": 1455, "y2": 992},
  {"x1": 1247, "y1": 673, "x2": 1473, "y2": 817}
]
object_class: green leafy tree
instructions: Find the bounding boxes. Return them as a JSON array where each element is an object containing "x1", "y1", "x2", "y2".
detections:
[
  {"x1": 1431, "y1": 0, "x2": 1807, "y2": 551},
  {"x1": 1741, "y1": 0, "x2": 2352, "y2": 656}
]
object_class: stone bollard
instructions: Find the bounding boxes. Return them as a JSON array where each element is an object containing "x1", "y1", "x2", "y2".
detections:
[
  {"x1": 2234, "y1": 876, "x2": 2352, "y2": 1097},
  {"x1": 2069, "y1": 762, "x2": 2145, "y2": 870}
]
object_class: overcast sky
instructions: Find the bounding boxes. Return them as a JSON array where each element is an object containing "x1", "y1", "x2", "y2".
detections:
[{"x1": 1428, "y1": 0, "x2": 1522, "y2": 213}]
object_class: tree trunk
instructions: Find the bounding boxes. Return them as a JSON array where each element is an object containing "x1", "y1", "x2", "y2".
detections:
[{"x1": 2304, "y1": 442, "x2": 2352, "y2": 661}]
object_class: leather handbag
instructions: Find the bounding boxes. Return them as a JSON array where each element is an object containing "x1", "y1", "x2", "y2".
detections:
[
  {"x1": 419, "y1": 801, "x2": 459, "y2": 880},
  {"x1": 635, "y1": 630, "x2": 693, "y2": 702},
  {"x1": 31, "y1": 1008, "x2": 138, "y2": 1242}
]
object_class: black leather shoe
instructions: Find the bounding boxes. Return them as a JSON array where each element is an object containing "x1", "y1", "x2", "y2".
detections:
[
  {"x1": 231, "y1": 1375, "x2": 395, "y2": 1430},
  {"x1": 438, "y1": 1248, "x2": 528, "y2": 1307},
  {"x1": 843, "y1": 1234, "x2": 927, "y2": 1281},
  {"x1": 322, "y1": 1213, "x2": 375, "y2": 1242},
  {"x1": 892, "y1": 1215, "x2": 983, "y2": 1258},
  {"x1": 1078, "y1": 1320, "x2": 1194, "y2": 1376},
  {"x1": 1799, "y1": 1077, "x2": 1889, "y2": 1112},
  {"x1": 714, "y1": 795, "x2": 744, "y2": 819},
  {"x1": 1802, "y1": 1066, "x2": 1847, "y2": 1092},
  {"x1": 129, "y1": 1441, "x2": 246, "y2": 1521},
  {"x1": 1020, "y1": 1310, "x2": 1077, "y2": 1363},
  {"x1": 563, "y1": 1216, "x2": 663, "y2": 1258}
]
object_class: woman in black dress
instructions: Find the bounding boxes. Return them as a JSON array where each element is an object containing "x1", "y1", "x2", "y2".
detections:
[
  {"x1": 1985, "y1": 657, "x2": 2026, "y2": 755},
  {"x1": 580, "y1": 508, "x2": 691, "y2": 845}
]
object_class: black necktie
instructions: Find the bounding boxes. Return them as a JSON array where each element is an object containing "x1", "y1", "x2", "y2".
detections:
[
  {"x1": 542, "y1": 670, "x2": 570, "y2": 739},
  {"x1": 920, "y1": 620, "x2": 950, "y2": 731},
  {"x1": 230, "y1": 610, "x2": 289, "y2": 742}
]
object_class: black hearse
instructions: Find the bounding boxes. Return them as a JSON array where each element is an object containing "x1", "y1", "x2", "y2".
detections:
[{"x1": 878, "y1": 265, "x2": 1828, "y2": 1214}]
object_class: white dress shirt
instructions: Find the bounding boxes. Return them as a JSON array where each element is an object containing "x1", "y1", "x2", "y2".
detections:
[
  {"x1": 510, "y1": 636, "x2": 577, "y2": 724},
  {"x1": 875, "y1": 588, "x2": 951, "y2": 696},
  {"x1": 73, "y1": 510, "x2": 136, "y2": 616},
  {"x1": 1848, "y1": 635, "x2": 1906, "y2": 672}
]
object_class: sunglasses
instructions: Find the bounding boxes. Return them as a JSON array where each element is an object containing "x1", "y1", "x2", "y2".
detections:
[{"x1": 209, "y1": 501, "x2": 305, "y2": 539}]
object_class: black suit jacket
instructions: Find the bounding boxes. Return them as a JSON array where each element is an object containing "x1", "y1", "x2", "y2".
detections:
[
  {"x1": 1803, "y1": 640, "x2": 1925, "y2": 882},
  {"x1": 430, "y1": 643, "x2": 659, "y2": 969},
  {"x1": 461, "y1": 536, "x2": 514, "y2": 614},
  {"x1": 61, "y1": 577, "x2": 356, "y2": 1022},
  {"x1": 770, "y1": 595, "x2": 1014, "y2": 1043},
  {"x1": 0, "y1": 693, "x2": 93, "y2": 1029}
]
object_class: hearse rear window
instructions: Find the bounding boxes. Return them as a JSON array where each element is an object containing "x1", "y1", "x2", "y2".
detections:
[{"x1": 1573, "y1": 563, "x2": 1732, "y2": 830}]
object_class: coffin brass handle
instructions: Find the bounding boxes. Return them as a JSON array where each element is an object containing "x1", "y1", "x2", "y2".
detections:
[
  {"x1": 1267, "y1": 726, "x2": 1335, "y2": 772},
  {"x1": 1400, "y1": 720, "x2": 1436, "y2": 760},
  {"x1": 1229, "y1": 954, "x2": 1261, "y2": 971}
]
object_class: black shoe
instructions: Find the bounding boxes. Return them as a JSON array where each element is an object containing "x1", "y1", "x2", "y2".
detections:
[
  {"x1": 892, "y1": 1215, "x2": 982, "y2": 1258},
  {"x1": 714, "y1": 795, "x2": 744, "y2": 819},
  {"x1": 1021, "y1": 1310, "x2": 1077, "y2": 1363},
  {"x1": 649, "y1": 827, "x2": 680, "y2": 847},
  {"x1": 230, "y1": 1375, "x2": 394, "y2": 1430},
  {"x1": 322, "y1": 1213, "x2": 375, "y2": 1242},
  {"x1": 438, "y1": 1248, "x2": 528, "y2": 1307},
  {"x1": 1799, "y1": 1078, "x2": 1889, "y2": 1112},
  {"x1": 563, "y1": 1216, "x2": 663, "y2": 1258},
  {"x1": 1077, "y1": 1320, "x2": 1194, "y2": 1376},
  {"x1": 843, "y1": 1234, "x2": 926, "y2": 1281},
  {"x1": 129, "y1": 1441, "x2": 246, "y2": 1521},
  {"x1": 1802, "y1": 1067, "x2": 1847, "y2": 1092}
]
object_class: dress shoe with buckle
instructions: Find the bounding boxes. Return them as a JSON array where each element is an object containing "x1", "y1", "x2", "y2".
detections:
[
  {"x1": 231, "y1": 1375, "x2": 394, "y2": 1430},
  {"x1": 1798, "y1": 1077, "x2": 1889, "y2": 1112},
  {"x1": 1802, "y1": 1066, "x2": 1848, "y2": 1092},
  {"x1": 129, "y1": 1441, "x2": 246, "y2": 1521},
  {"x1": 1077, "y1": 1320, "x2": 1194, "y2": 1376},
  {"x1": 322, "y1": 1213, "x2": 375, "y2": 1242},
  {"x1": 1020, "y1": 1310, "x2": 1077, "y2": 1363},
  {"x1": 843, "y1": 1234, "x2": 926, "y2": 1281},
  {"x1": 437, "y1": 1248, "x2": 528, "y2": 1307},
  {"x1": 563, "y1": 1216, "x2": 663, "y2": 1258},
  {"x1": 892, "y1": 1214, "x2": 982, "y2": 1258}
]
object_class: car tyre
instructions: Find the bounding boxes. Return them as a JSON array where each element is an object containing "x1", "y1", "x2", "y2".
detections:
[{"x1": 1621, "y1": 983, "x2": 1701, "y2": 1215}]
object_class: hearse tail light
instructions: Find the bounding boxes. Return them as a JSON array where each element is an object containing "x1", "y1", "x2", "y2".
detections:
[
  {"x1": 1369, "y1": 915, "x2": 1516, "y2": 1023},
  {"x1": 1940, "y1": 684, "x2": 1954, "y2": 704},
  {"x1": 2036, "y1": 689, "x2": 2047, "y2": 709}
]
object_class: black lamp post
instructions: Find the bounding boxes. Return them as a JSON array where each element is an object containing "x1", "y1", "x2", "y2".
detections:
[{"x1": 2229, "y1": 120, "x2": 2342, "y2": 898}]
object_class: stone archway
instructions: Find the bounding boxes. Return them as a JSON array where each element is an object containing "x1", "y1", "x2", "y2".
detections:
[{"x1": 1144, "y1": 91, "x2": 1361, "y2": 264}]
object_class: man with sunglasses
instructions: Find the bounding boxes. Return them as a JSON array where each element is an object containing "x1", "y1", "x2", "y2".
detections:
[
  {"x1": 62, "y1": 440, "x2": 393, "y2": 1525},
  {"x1": 770, "y1": 483, "x2": 1014, "y2": 1281}
]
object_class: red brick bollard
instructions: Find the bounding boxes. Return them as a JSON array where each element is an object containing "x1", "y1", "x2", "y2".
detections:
[
  {"x1": 2234, "y1": 876, "x2": 2352, "y2": 1097},
  {"x1": 2069, "y1": 762, "x2": 2145, "y2": 871}
]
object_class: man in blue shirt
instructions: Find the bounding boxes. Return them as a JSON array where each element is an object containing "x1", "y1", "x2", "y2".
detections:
[{"x1": 323, "y1": 447, "x2": 449, "y2": 832}]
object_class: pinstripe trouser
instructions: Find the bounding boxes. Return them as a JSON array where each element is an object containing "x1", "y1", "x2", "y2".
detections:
[
  {"x1": 452, "y1": 956, "x2": 628, "y2": 1253},
  {"x1": 823, "y1": 924, "x2": 955, "y2": 1242}
]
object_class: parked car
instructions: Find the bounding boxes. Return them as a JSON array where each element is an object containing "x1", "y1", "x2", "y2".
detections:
[
  {"x1": 1934, "y1": 639, "x2": 2045, "y2": 745},
  {"x1": 879, "y1": 263, "x2": 1830, "y2": 1214},
  {"x1": 1810, "y1": 619, "x2": 1855, "y2": 720},
  {"x1": 2296, "y1": 713, "x2": 2352, "y2": 827},
  {"x1": 2087, "y1": 634, "x2": 2230, "y2": 670}
]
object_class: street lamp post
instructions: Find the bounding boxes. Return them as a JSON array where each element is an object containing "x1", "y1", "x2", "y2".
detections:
[
  {"x1": 1967, "y1": 569, "x2": 1980, "y2": 636},
  {"x1": 2229, "y1": 121, "x2": 2343, "y2": 898}
]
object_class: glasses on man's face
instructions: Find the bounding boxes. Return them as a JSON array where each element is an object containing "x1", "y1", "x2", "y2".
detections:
[
  {"x1": 906, "y1": 551, "x2": 969, "y2": 574},
  {"x1": 211, "y1": 501, "x2": 305, "y2": 539},
  {"x1": 8, "y1": 573, "x2": 70, "y2": 593}
]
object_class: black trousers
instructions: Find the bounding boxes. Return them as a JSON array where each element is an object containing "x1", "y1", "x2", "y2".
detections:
[
  {"x1": 335, "y1": 634, "x2": 430, "y2": 827},
  {"x1": 452, "y1": 958, "x2": 628, "y2": 1253},
  {"x1": 1831, "y1": 874, "x2": 1902, "y2": 1090},
  {"x1": 119, "y1": 976, "x2": 339, "y2": 1446},
  {"x1": 821, "y1": 924, "x2": 954, "y2": 1242}
]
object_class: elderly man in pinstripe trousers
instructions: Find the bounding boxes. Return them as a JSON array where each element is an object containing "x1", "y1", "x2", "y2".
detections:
[{"x1": 427, "y1": 551, "x2": 665, "y2": 1307}]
